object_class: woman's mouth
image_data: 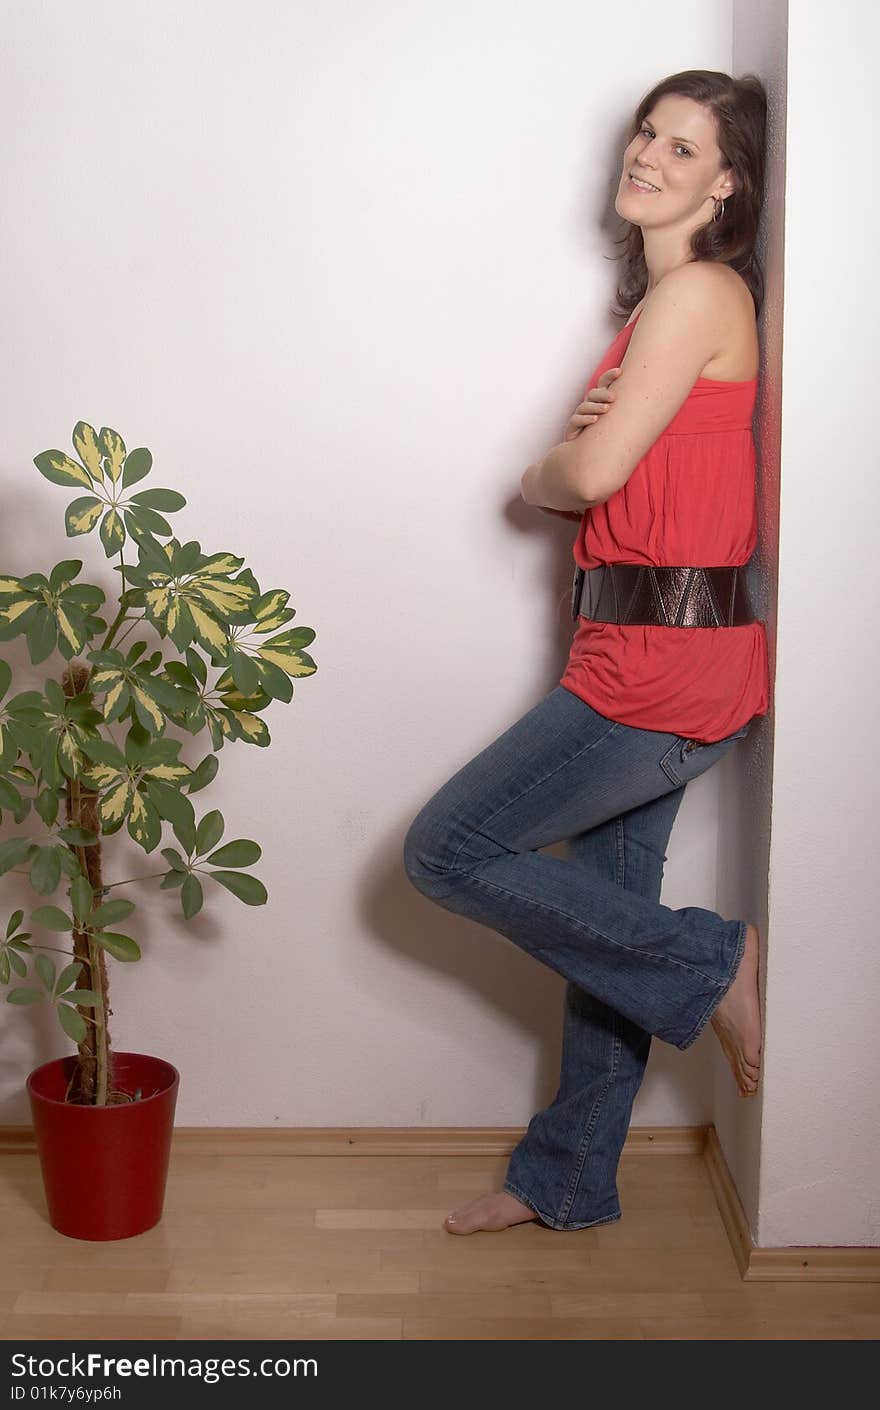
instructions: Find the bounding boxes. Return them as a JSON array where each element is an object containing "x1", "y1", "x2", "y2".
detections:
[{"x1": 628, "y1": 174, "x2": 660, "y2": 194}]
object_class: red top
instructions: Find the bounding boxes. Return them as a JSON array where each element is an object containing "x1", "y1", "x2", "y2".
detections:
[{"x1": 560, "y1": 312, "x2": 770, "y2": 744}]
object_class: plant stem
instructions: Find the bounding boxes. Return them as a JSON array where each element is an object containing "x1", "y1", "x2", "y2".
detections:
[
  {"x1": 100, "y1": 599, "x2": 129, "y2": 654},
  {"x1": 102, "y1": 872, "x2": 168, "y2": 888},
  {"x1": 70, "y1": 777, "x2": 109, "y2": 1107}
]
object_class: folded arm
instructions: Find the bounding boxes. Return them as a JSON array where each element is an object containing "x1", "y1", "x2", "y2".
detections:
[{"x1": 524, "y1": 263, "x2": 728, "y2": 510}]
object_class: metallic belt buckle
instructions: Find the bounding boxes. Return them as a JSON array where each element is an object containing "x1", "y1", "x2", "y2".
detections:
[{"x1": 571, "y1": 564, "x2": 586, "y2": 621}]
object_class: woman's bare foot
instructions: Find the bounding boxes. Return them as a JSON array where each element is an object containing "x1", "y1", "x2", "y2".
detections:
[
  {"x1": 443, "y1": 1191, "x2": 538, "y2": 1235},
  {"x1": 710, "y1": 922, "x2": 762, "y2": 1096}
]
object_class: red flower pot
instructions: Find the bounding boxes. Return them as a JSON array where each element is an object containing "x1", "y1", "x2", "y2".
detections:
[{"x1": 27, "y1": 1051, "x2": 179, "y2": 1241}]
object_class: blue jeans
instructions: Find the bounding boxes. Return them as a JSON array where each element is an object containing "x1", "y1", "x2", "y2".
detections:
[{"x1": 402, "y1": 684, "x2": 751, "y2": 1231}]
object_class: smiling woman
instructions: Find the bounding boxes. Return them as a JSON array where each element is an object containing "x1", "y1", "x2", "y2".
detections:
[{"x1": 404, "y1": 69, "x2": 770, "y2": 1240}]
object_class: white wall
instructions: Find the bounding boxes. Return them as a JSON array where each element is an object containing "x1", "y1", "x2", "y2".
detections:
[
  {"x1": 752, "y1": 1, "x2": 880, "y2": 1247},
  {"x1": 1, "y1": 3, "x2": 764, "y2": 1145},
  {"x1": 706, "y1": 0, "x2": 787, "y2": 1246}
]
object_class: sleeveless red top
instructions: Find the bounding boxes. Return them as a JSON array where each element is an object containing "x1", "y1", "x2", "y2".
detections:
[{"x1": 560, "y1": 312, "x2": 770, "y2": 744}]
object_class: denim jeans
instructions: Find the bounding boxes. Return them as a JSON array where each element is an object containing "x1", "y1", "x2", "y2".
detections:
[{"x1": 402, "y1": 684, "x2": 751, "y2": 1231}]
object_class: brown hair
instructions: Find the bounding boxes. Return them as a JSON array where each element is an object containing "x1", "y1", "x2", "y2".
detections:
[{"x1": 609, "y1": 70, "x2": 768, "y2": 320}]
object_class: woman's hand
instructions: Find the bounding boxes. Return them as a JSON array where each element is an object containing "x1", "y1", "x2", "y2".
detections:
[
  {"x1": 563, "y1": 366, "x2": 623, "y2": 441},
  {"x1": 525, "y1": 367, "x2": 624, "y2": 521}
]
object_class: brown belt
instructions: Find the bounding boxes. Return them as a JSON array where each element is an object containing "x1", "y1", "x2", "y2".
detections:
[{"x1": 571, "y1": 563, "x2": 756, "y2": 626}]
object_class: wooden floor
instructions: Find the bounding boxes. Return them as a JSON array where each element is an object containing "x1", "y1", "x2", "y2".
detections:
[{"x1": 2, "y1": 1149, "x2": 878, "y2": 1340}]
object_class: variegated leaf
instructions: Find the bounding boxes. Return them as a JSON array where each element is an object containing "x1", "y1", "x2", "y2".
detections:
[
  {"x1": 0, "y1": 598, "x2": 36, "y2": 626},
  {"x1": 56, "y1": 605, "x2": 86, "y2": 651},
  {"x1": 128, "y1": 789, "x2": 161, "y2": 852},
  {"x1": 196, "y1": 552, "x2": 244, "y2": 574},
  {"x1": 89, "y1": 668, "x2": 123, "y2": 692},
  {"x1": 228, "y1": 710, "x2": 270, "y2": 746},
  {"x1": 129, "y1": 681, "x2": 164, "y2": 732},
  {"x1": 65, "y1": 496, "x2": 105, "y2": 536},
  {"x1": 58, "y1": 732, "x2": 83, "y2": 773},
  {"x1": 100, "y1": 427, "x2": 126, "y2": 483},
  {"x1": 33, "y1": 451, "x2": 93, "y2": 490},
  {"x1": 256, "y1": 642, "x2": 317, "y2": 678},
  {"x1": 192, "y1": 578, "x2": 256, "y2": 615},
  {"x1": 187, "y1": 599, "x2": 228, "y2": 655},
  {"x1": 72, "y1": 423, "x2": 105, "y2": 482},
  {"x1": 252, "y1": 589, "x2": 290, "y2": 623},
  {"x1": 145, "y1": 584, "x2": 173, "y2": 619},
  {"x1": 98, "y1": 778, "x2": 131, "y2": 831},
  {"x1": 99, "y1": 508, "x2": 125, "y2": 557},
  {"x1": 143, "y1": 762, "x2": 191, "y2": 783},
  {"x1": 101, "y1": 678, "x2": 129, "y2": 720}
]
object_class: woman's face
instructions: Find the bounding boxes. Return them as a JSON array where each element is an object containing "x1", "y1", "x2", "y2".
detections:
[{"x1": 615, "y1": 93, "x2": 733, "y2": 225}]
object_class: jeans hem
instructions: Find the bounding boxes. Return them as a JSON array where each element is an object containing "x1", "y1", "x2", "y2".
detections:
[
  {"x1": 502, "y1": 1178, "x2": 622, "y2": 1231},
  {"x1": 677, "y1": 918, "x2": 747, "y2": 1051}
]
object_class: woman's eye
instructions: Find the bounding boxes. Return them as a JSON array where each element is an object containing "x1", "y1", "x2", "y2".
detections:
[{"x1": 638, "y1": 126, "x2": 692, "y2": 157}]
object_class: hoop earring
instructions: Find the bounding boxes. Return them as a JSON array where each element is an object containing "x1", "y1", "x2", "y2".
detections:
[{"x1": 712, "y1": 196, "x2": 726, "y2": 222}]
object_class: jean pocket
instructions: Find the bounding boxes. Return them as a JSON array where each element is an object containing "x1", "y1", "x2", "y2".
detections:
[{"x1": 659, "y1": 721, "x2": 751, "y2": 786}]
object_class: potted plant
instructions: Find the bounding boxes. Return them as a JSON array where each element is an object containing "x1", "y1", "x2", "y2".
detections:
[{"x1": 0, "y1": 421, "x2": 317, "y2": 1240}]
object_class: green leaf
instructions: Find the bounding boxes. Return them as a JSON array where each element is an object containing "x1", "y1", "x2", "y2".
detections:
[
  {"x1": 71, "y1": 874, "x2": 94, "y2": 923},
  {"x1": 30, "y1": 905, "x2": 74, "y2": 931},
  {"x1": 120, "y1": 446, "x2": 152, "y2": 489},
  {"x1": 128, "y1": 488, "x2": 186, "y2": 512},
  {"x1": 127, "y1": 518, "x2": 172, "y2": 572},
  {"x1": 123, "y1": 721, "x2": 152, "y2": 766},
  {"x1": 35, "y1": 953, "x2": 55, "y2": 990},
  {"x1": 27, "y1": 607, "x2": 57, "y2": 665},
  {"x1": 6, "y1": 987, "x2": 42, "y2": 1005},
  {"x1": 92, "y1": 931, "x2": 141, "y2": 962},
  {"x1": 57, "y1": 848, "x2": 82, "y2": 879},
  {"x1": 181, "y1": 873, "x2": 203, "y2": 919},
  {"x1": 60, "y1": 988, "x2": 100, "y2": 1006},
  {"x1": 56, "y1": 961, "x2": 83, "y2": 993},
  {"x1": 228, "y1": 648, "x2": 259, "y2": 697},
  {"x1": 123, "y1": 506, "x2": 173, "y2": 540},
  {"x1": 49, "y1": 560, "x2": 82, "y2": 592},
  {"x1": 0, "y1": 777, "x2": 23, "y2": 810},
  {"x1": 43, "y1": 678, "x2": 65, "y2": 711},
  {"x1": 184, "y1": 646, "x2": 207, "y2": 686},
  {"x1": 160, "y1": 869, "x2": 185, "y2": 889},
  {"x1": 208, "y1": 870, "x2": 268, "y2": 906},
  {"x1": 57, "y1": 1003, "x2": 87, "y2": 1043},
  {"x1": 147, "y1": 779, "x2": 195, "y2": 855},
  {"x1": 185, "y1": 754, "x2": 218, "y2": 795},
  {"x1": 253, "y1": 656, "x2": 294, "y2": 703},
  {"x1": 56, "y1": 825, "x2": 98, "y2": 846},
  {"x1": 81, "y1": 738, "x2": 127, "y2": 770},
  {"x1": 160, "y1": 846, "x2": 188, "y2": 871},
  {"x1": 6, "y1": 908, "x2": 24, "y2": 938},
  {"x1": 0, "y1": 837, "x2": 36, "y2": 874},
  {"x1": 172, "y1": 540, "x2": 203, "y2": 575},
  {"x1": 34, "y1": 789, "x2": 60, "y2": 829},
  {"x1": 30, "y1": 846, "x2": 61, "y2": 895},
  {"x1": 205, "y1": 839, "x2": 261, "y2": 868},
  {"x1": 195, "y1": 809, "x2": 224, "y2": 857},
  {"x1": 90, "y1": 897, "x2": 135, "y2": 927}
]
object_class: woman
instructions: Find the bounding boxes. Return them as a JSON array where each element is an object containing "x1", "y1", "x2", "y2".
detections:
[{"x1": 403, "y1": 70, "x2": 770, "y2": 1237}]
